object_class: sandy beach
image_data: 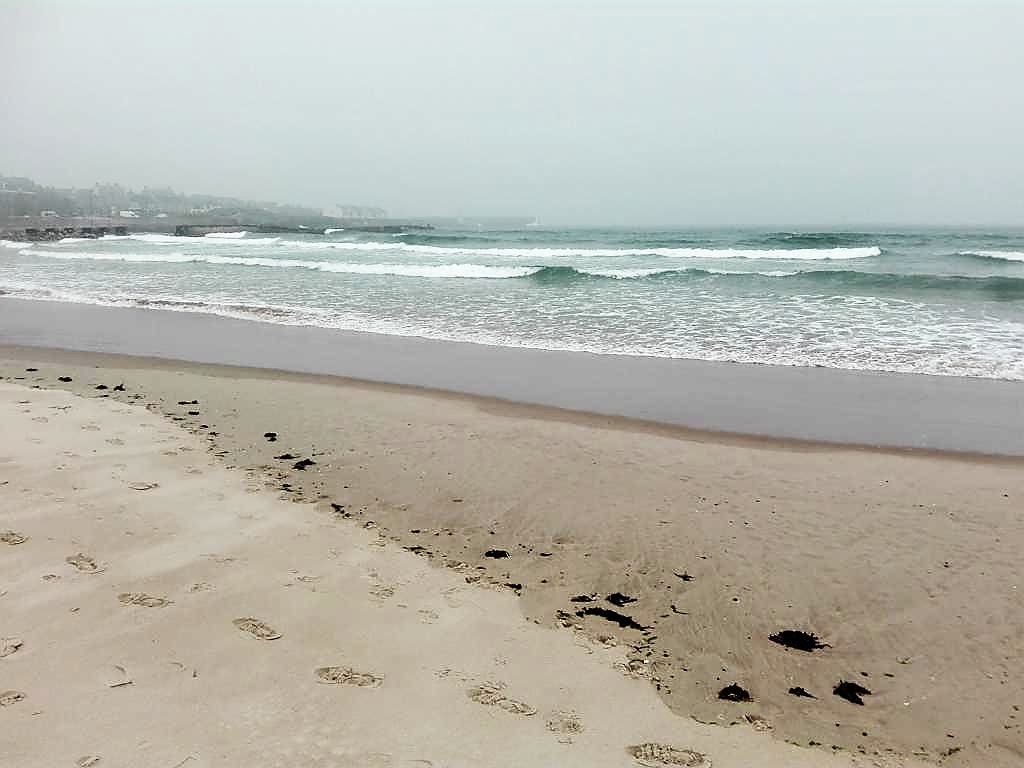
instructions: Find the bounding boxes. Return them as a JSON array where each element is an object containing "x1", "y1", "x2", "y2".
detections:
[
  {"x1": 1, "y1": 337, "x2": 1022, "y2": 768},
  {"x1": 2, "y1": 373, "x2": 929, "y2": 768}
]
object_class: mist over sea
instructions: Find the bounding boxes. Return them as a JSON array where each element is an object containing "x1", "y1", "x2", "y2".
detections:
[{"x1": 3, "y1": 227, "x2": 1023, "y2": 381}]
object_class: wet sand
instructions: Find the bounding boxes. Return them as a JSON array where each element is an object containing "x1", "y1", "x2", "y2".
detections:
[
  {"x1": 1, "y1": 344, "x2": 1022, "y2": 767},
  {"x1": 2, "y1": 298, "x2": 1023, "y2": 454}
]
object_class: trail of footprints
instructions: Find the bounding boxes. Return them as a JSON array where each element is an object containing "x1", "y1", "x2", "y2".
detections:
[
  {"x1": 1, "y1": 394, "x2": 713, "y2": 768},
  {"x1": 0, "y1": 559, "x2": 714, "y2": 765}
]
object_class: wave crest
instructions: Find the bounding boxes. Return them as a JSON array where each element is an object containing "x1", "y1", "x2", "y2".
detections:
[{"x1": 959, "y1": 250, "x2": 1024, "y2": 263}]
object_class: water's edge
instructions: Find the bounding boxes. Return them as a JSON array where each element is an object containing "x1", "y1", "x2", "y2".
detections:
[{"x1": 2, "y1": 297, "x2": 1022, "y2": 455}]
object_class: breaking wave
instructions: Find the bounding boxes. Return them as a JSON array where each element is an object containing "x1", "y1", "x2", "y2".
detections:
[
  {"x1": 13, "y1": 248, "x2": 1024, "y2": 298},
  {"x1": 959, "y1": 250, "x2": 1024, "y2": 263},
  {"x1": 278, "y1": 242, "x2": 880, "y2": 260}
]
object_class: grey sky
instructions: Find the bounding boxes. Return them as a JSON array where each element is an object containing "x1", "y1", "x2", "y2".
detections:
[{"x1": 2, "y1": 1, "x2": 1022, "y2": 225}]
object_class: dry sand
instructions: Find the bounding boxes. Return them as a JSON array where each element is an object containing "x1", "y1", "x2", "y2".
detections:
[
  {"x1": 2, "y1": 383, "x2": 882, "y2": 768},
  {"x1": 2, "y1": 349, "x2": 1022, "y2": 767}
]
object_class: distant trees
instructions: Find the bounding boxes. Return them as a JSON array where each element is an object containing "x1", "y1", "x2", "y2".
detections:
[{"x1": 0, "y1": 174, "x2": 335, "y2": 220}]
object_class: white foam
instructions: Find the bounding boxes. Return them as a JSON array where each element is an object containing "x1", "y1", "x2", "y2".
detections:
[
  {"x1": 15, "y1": 249, "x2": 542, "y2": 278},
  {"x1": 961, "y1": 250, "x2": 1024, "y2": 262},
  {"x1": 125, "y1": 233, "x2": 279, "y2": 245},
  {"x1": 316, "y1": 263, "x2": 541, "y2": 278},
  {"x1": 276, "y1": 241, "x2": 880, "y2": 260},
  {"x1": 703, "y1": 268, "x2": 799, "y2": 277},
  {"x1": 659, "y1": 246, "x2": 879, "y2": 261},
  {"x1": 3, "y1": 279, "x2": 1021, "y2": 381},
  {"x1": 323, "y1": 228, "x2": 345, "y2": 235},
  {"x1": 579, "y1": 266, "x2": 801, "y2": 279},
  {"x1": 578, "y1": 267, "x2": 679, "y2": 278},
  {"x1": 19, "y1": 249, "x2": 194, "y2": 263},
  {"x1": 208, "y1": 236, "x2": 281, "y2": 245},
  {"x1": 1, "y1": 240, "x2": 29, "y2": 248},
  {"x1": 8, "y1": 234, "x2": 879, "y2": 261},
  {"x1": 128, "y1": 233, "x2": 188, "y2": 244}
]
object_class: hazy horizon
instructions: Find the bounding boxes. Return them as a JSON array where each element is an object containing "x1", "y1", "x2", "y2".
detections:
[{"x1": 3, "y1": 1, "x2": 1022, "y2": 227}]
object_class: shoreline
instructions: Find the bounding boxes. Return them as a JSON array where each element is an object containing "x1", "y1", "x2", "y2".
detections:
[
  {"x1": 2, "y1": 297, "x2": 1024, "y2": 455},
  {"x1": 2, "y1": 341, "x2": 1021, "y2": 466},
  {"x1": 2, "y1": 346, "x2": 1022, "y2": 765}
]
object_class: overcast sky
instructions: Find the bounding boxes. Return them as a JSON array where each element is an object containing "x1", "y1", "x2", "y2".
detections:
[{"x1": 2, "y1": 1, "x2": 1022, "y2": 225}]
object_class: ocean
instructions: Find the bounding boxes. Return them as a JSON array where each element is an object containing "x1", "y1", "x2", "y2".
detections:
[{"x1": 2, "y1": 227, "x2": 1023, "y2": 381}]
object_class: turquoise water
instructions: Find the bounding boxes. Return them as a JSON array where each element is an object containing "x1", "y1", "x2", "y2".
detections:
[{"x1": 3, "y1": 227, "x2": 1023, "y2": 380}]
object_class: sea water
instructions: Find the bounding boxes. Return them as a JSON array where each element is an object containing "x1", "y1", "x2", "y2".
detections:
[{"x1": 2, "y1": 227, "x2": 1023, "y2": 380}]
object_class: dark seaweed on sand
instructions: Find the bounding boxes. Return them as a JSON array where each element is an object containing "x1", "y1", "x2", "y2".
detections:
[
  {"x1": 718, "y1": 683, "x2": 752, "y2": 702},
  {"x1": 788, "y1": 686, "x2": 816, "y2": 698},
  {"x1": 833, "y1": 680, "x2": 872, "y2": 705},
  {"x1": 606, "y1": 592, "x2": 637, "y2": 607},
  {"x1": 576, "y1": 606, "x2": 647, "y2": 631},
  {"x1": 769, "y1": 630, "x2": 829, "y2": 652}
]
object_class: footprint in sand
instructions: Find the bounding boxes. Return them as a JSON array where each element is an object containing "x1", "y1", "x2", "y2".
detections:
[
  {"x1": 128, "y1": 482, "x2": 159, "y2": 491},
  {"x1": 76, "y1": 757, "x2": 102, "y2": 767},
  {"x1": 370, "y1": 584, "x2": 396, "y2": 600},
  {"x1": 466, "y1": 681, "x2": 537, "y2": 716},
  {"x1": 81, "y1": 424, "x2": 100, "y2": 431},
  {"x1": 1, "y1": 531, "x2": 28, "y2": 545},
  {"x1": 118, "y1": 592, "x2": 173, "y2": 608},
  {"x1": 315, "y1": 666, "x2": 384, "y2": 687},
  {"x1": 627, "y1": 744, "x2": 710, "y2": 767},
  {"x1": 0, "y1": 637, "x2": 23, "y2": 658},
  {"x1": 0, "y1": 690, "x2": 26, "y2": 706},
  {"x1": 546, "y1": 710, "x2": 585, "y2": 742},
  {"x1": 105, "y1": 438, "x2": 125, "y2": 446},
  {"x1": 615, "y1": 659, "x2": 652, "y2": 680},
  {"x1": 66, "y1": 554, "x2": 105, "y2": 574},
  {"x1": 188, "y1": 582, "x2": 213, "y2": 593},
  {"x1": 233, "y1": 617, "x2": 282, "y2": 640}
]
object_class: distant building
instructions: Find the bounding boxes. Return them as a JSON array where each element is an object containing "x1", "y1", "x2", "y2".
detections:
[
  {"x1": 40, "y1": 210, "x2": 58, "y2": 217},
  {"x1": 323, "y1": 204, "x2": 387, "y2": 219},
  {"x1": 119, "y1": 210, "x2": 140, "y2": 218}
]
